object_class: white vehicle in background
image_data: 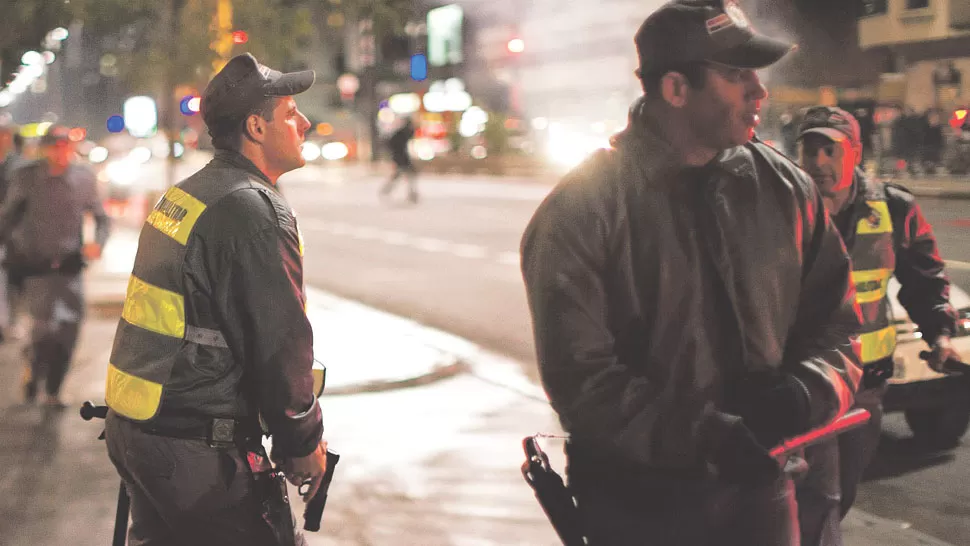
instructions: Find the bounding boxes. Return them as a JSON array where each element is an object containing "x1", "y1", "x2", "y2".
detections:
[{"x1": 887, "y1": 278, "x2": 970, "y2": 447}]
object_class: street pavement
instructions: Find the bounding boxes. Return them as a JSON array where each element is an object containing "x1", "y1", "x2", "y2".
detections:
[{"x1": 2, "y1": 156, "x2": 967, "y2": 545}]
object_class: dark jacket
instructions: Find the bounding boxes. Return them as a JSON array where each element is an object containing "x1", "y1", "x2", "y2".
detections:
[
  {"x1": 834, "y1": 169, "x2": 957, "y2": 349},
  {"x1": 0, "y1": 159, "x2": 110, "y2": 271},
  {"x1": 108, "y1": 150, "x2": 322, "y2": 458},
  {"x1": 521, "y1": 104, "x2": 862, "y2": 470}
]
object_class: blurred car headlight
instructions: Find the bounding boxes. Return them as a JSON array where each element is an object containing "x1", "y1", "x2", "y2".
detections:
[
  {"x1": 321, "y1": 142, "x2": 349, "y2": 161},
  {"x1": 301, "y1": 142, "x2": 322, "y2": 162}
]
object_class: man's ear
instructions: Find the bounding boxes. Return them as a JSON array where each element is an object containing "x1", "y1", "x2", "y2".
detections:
[
  {"x1": 660, "y1": 72, "x2": 690, "y2": 108},
  {"x1": 244, "y1": 114, "x2": 266, "y2": 143}
]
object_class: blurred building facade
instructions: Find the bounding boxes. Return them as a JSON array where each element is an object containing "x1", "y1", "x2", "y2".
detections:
[{"x1": 858, "y1": 0, "x2": 970, "y2": 112}]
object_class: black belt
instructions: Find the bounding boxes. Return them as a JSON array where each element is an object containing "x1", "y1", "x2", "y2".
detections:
[{"x1": 130, "y1": 416, "x2": 256, "y2": 448}]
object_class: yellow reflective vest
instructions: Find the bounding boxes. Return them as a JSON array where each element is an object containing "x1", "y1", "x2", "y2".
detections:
[{"x1": 845, "y1": 183, "x2": 896, "y2": 365}]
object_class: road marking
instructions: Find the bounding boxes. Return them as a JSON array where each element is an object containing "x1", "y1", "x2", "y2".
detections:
[
  {"x1": 452, "y1": 244, "x2": 488, "y2": 259},
  {"x1": 947, "y1": 259, "x2": 970, "y2": 271},
  {"x1": 414, "y1": 237, "x2": 449, "y2": 253},
  {"x1": 302, "y1": 220, "x2": 519, "y2": 266},
  {"x1": 380, "y1": 231, "x2": 411, "y2": 245},
  {"x1": 497, "y1": 252, "x2": 520, "y2": 267}
]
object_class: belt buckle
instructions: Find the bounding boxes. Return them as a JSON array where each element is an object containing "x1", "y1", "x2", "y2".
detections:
[{"x1": 208, "y1": 418, "x2": 236, "y2": 448}]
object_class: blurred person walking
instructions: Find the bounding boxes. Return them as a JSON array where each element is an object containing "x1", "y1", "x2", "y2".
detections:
[
  {"x1": 0, "y1": 123, "x2": 18, "y2": 340},
  {"x1": 0, "y1": 126, "x2": 111, "y2": 407},
  {"x1": 520, "y1": 2, "x2": 862, "y2": 545},
  {"x1": 102, "y1": 53, "x2": 328, "y2": 545},
  {"x1": 795, "y1": 106, "x2": 959, "y2": 545},
  {"x1": 379, "y1": 118, "x2": 418, "y2": 204}
]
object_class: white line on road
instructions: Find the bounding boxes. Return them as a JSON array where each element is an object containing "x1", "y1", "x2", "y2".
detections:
[
  {"x1": 497, "y1": 252, "x2": 520, "y2": 267},
  {"x1": 380, "y1": 231, "x2": 411, "y2": 245},
  {"x1": 414, "y1": 237, "x2": 450, "y2": 253},
  {"x1": 301, "y1": 220, "x2": 519, "y2": 267},
  {"x1": 451, "y1": 244, "x2": 488, "y2": 259}
]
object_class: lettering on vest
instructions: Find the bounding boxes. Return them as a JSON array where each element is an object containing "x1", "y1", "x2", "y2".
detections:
[
  {"x1": 855, "y1": 279, "x2": 882, "y2": 294},
  {"x1": 154, "y1": 196, "x2": 189, "y2": 222}
]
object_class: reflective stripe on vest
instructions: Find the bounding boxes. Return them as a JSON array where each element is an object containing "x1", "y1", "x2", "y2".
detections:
[
  {"x1": 859, "y1": 324, "x2": 897, "y2": 364},
  {"x1": 107, "y1": 183, "x2": 235, "y2": 421},
  {"x1": 105, "y1": 362, "x2": 163, "y2": 421},
  {"x1": 851, "y1": 195, "x2": 897, "y2": 365}
]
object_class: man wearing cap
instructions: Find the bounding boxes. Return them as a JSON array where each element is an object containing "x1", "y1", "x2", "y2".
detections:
[
  {"x1": 521, "y1": 1, "x2": 862, "y2": 544},
  {"x1": 0, "y1": 126, "x2": 110, "y2": 407},
  {"x1": 103, "y1": 53, "x2": 326, "y2": 545},
  {"x1": 794, "y1": 106, "x2": 959, "y2": 541}
]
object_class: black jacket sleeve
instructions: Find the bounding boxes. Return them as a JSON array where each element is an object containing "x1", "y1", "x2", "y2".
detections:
[
  {"x1": 886, "y1": 184, "x2": 958, "y2": 345},
  {"x1": 213, "y1": 189, "x2": 322, "y2": 458},
  {"x1": 783, "y1": 178, "x2": 863, "y2": 429}
]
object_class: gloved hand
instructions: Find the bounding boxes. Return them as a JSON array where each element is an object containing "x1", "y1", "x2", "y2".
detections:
[
  {"x1": 728, "y1": 371, "x2": 812, "y2": 450},
  {"x1": 705, "y1": 412, "x2": 781, "y2": 486}
]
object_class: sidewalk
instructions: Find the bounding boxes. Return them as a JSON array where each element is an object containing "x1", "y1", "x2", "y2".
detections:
[{"x1": 3, "y1": 227, "x2": 942, "y2": 545}]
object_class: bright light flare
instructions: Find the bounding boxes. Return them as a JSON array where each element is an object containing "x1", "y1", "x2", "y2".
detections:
[
  {"x1": 321, "y1": 142, "x2": 349, "y2": 161},
  {"x1": 301, "y1": 142, "x2": 322, "y2": 161}
]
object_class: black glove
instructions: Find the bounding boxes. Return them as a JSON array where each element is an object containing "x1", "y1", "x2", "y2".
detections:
[
  {"x1": 705, "y1": 413, "x2": 781, "y2": 486},
  {"x1": 728, "y1": 372, "x2": 812, "y2": 450}
]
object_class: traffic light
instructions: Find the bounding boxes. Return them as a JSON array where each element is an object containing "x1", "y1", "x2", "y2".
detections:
[{"x1": 211, "y1": 0, "x2": 234, "y2": 73}]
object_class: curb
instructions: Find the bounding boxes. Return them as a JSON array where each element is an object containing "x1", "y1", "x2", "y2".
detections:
[
  {"x1": 324, "y1": 354, "x2": 470, "y2": 396},
  {"x1": 81, "y1": 296, "x2": 471, "y2": 396}
]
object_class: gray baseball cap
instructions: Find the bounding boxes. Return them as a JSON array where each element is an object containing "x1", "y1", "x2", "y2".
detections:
[
  {"x1": 797, "y1": 106, "x2": 862, "y2": 150},
  {"x1": 635, "y1": 0, "x2": 796, "y2": 75}
]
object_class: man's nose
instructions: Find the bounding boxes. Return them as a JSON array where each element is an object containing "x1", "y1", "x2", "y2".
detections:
[{"x1": 745, "y1": 70, "x2": 768, "y2": 100}]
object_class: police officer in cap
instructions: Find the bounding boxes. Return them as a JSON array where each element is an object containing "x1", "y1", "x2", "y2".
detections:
[
  {"x1": 795, "y1": 106, "x2": 960, "y2": 545},
  {"x1": 0, "y1": 126, "x2": 110, "y2": 407},
  {"x1": 104, "y1": 53, "x2": 327, "y2": 545}
]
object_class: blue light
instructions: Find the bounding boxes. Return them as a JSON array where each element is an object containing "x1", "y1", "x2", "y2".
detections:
[
  {"x1": 410, "y1": 54, "x2": 428, "y2": 81},
  {"x1": 106, "y1": 115, "x2": 125, "y2": 133}
]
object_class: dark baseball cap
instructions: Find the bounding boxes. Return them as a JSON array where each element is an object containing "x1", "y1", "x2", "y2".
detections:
[
  {"x1": 201, "y1": 53, "x2": 315, "y2": 131},
  {"x1": 635, "y1": 0, "x2": 795, "y2": 75},
  {"x1": 797, "y1": 106, "x2": 862, "y2": 150}
]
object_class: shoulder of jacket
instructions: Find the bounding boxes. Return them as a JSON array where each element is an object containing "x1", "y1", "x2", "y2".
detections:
[
  {"x1": 747, "y1": 139, "x2": 815, "y2": 191},
  {"x1": 748, "y1": 138, "x2": 803, "y2": 173},
  {"x1": 544, "y1": 148, "x2": 621, "y2": 212}
]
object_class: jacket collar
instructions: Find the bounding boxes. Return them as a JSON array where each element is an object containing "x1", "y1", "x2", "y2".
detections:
[
  {"x1": 612, "y1": 98, "x2": 757, "y2": 185},
  {"x1": 213, "y1": 149, "x2": 275, "y2": 189}
]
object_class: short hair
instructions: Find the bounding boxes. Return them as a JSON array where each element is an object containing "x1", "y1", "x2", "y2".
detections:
[
  {"x1": 638, "y1": 62, "x2": 709, "y2": 97},
  {"x1": 209, "y1": 96, "x2": 278, "y2": 152}
]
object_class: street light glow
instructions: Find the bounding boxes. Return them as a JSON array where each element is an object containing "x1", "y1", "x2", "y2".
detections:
[
  {"x1": 507, "y1": 38, "x2": 525, "y2": 53},
  {"x1": 21, "y1": 50, "x2": 44, "y2": 66}
]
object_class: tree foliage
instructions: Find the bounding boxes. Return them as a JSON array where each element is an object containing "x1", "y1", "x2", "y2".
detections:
[{"x1": 2, "y1": 0, "x2": 413, "y2": 91}]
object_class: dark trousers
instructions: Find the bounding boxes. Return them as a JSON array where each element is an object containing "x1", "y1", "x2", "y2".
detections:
[
  {"x1": 796, "y1": 440, "x2": 843, "y2": 546},
  {"x1": 105, "y1": 412, "x2": 304, "y2": 546},
  {"x1": 568, "y1": 455, "x2": 798, "y2": 546},
  {"x1": 24, "y1": 273, "x2": 83, "y2": 397},
  {"x1": 838, "y1": 385, "x2": 886, "y2": 517}
]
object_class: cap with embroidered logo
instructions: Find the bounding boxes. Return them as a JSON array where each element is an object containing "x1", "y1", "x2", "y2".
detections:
[
  {"x1": 797, "y1": 106, "x2": 862, "y2": 150},
  {"x1": 635, "y1": 0, "x2": 796, "y2": 76}
]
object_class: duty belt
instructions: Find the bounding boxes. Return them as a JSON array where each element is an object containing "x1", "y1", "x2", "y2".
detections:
[{"x1": 129, "y1": 416, "x2": 256, "y2": 448}]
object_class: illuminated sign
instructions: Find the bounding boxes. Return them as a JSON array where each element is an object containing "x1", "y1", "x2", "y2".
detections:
[{"x1": 427, "y1": 5, "x2": 463, "y2": 67}]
